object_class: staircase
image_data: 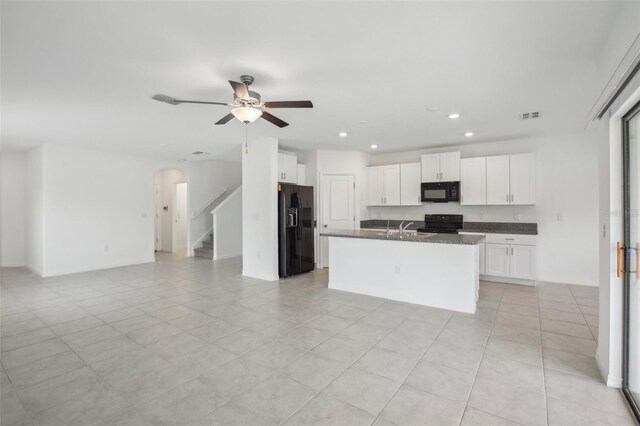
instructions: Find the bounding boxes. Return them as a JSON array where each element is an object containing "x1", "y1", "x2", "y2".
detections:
[{"x1": 194, "y1": 233, "x2": 213, "y2": 259}]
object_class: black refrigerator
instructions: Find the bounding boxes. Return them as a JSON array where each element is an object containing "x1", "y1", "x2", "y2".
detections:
[{"x1": 278, "y1": 183, "x2": 315, "y2": 278}]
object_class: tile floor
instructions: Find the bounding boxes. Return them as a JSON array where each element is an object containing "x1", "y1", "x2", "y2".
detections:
[{"x1": 0, "y1": 254, "x2": 635, "y2": 426}]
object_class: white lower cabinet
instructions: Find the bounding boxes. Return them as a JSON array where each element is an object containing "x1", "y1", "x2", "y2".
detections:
[
  {"x1": 510, "y1": 245, "x2": 536, "y2": 279},
  {"x1": 485, "y1": 243, "x2": 511, "y2": 277},
  {"x1": 484, "y1": 233, "x2": 536, "y2": 281}
]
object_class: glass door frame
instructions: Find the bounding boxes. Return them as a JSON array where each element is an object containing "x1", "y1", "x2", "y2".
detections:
[{"x1": 622, "y1": 99, "x2": 640, "y2": 421}]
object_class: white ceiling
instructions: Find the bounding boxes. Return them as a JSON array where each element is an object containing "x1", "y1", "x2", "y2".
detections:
[{"x1": 1, "y1": 1, "x2": 620, "y2": 162}]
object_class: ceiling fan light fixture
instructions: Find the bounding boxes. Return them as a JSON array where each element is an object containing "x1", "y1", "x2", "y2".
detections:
[{"x1": 231, "y1": 106, "x2": 262, "y2": 123}]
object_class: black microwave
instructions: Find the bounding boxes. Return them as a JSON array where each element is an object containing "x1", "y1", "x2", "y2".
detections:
[{"x1": 421, "y1": 181, "x2": 460, "y2": 203}]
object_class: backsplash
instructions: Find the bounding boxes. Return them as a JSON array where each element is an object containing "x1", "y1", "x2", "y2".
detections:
[{"x1": 365, "y1": 204, "x2": 538, "y2": 223}]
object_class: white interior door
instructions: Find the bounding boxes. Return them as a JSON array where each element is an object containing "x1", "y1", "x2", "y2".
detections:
[
  {"x1": 174, "y1": 183, "x2": 188, "y2": 252},
  {"x1": 320, "y1": 174, "x2": 355, "y2": 268},
  {"x1": 154, "y1": 184, "x2": 161, "y2": 251}
]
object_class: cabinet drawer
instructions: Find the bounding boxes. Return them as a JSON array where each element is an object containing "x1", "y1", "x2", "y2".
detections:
[{"x1": 485, "y1": 233, "x2": 536, "y2": 245}]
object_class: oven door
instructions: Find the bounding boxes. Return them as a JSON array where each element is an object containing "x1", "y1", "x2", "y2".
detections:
[{"x1": 421, "y1": 182, "x2": 451, "y2": 202}]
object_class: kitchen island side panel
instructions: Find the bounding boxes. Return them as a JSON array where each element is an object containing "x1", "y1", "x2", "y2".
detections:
[{"x1": 327, "y1": 236, "x2": 478, "y2": 313}]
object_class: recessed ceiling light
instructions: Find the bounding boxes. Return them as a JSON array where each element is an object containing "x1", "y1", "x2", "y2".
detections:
[
  {"x1": 338, "y1": 131, "x2": 348, "y2": 137},
  {"x1": 464, "y1": 132, "x2": 474, "y2": 137},
  {"x1": 370, "y1": 144, "x2": 378, "y2": 149},
  {"x1": 449, "y1": 113, "x2": 460, "y2": 119}
]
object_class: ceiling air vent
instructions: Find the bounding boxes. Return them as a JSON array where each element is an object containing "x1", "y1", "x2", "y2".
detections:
[
  {"x1": 192, "y1": 151, "x2": 210, "y2": 155},
  {"x1": 520, "y1": 111, "x2": 540, "y2": 120}
]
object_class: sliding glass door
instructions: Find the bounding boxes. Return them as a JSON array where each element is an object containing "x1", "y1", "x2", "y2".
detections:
[{"x1": 622, "y1": 100, "x2": 640, "y2": 419}]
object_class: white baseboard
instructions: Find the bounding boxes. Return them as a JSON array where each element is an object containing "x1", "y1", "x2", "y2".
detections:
[
  {"x1": 214, "y1": 252, "x2": 242, "y2": 261},
  {"x1": 480, "y1": 275, "x2": 535, "y2": 286}
]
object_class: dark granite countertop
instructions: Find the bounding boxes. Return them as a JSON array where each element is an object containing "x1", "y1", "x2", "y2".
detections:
[
  {"x1": 360, "y1": 220, "x2": 537, "y2": 235},
  {"x1": 321, "y1": 230, "x2": 485, "y2": 245},
  {"x1": 460, "y1": 222, "x2": 537, "y2": 235}
]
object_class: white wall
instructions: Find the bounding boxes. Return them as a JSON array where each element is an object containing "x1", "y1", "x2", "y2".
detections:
[
  {"x1": 7, "y1": 143, "x2": 242, "y2": 277},
  {"x1": 43, "y1": 144, "x2": 159, "y2": 276},
  {"x1": 213, "y1": 187, "x2": 242, "y2": 260},
  {"x1": 25, "y1": 146, "x2": 44, "y2": 275},
  {"x1": 367, "y1": 131, "x2": 601, "y2": 286},
  {"x1": 0, "y1": 153, "x2": 27, "y2": 266},
  {"x1": 242, "y1": 137, "x2": 279, "y2": 281}
]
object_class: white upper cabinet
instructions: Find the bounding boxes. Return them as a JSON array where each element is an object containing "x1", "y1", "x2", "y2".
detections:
[
  {"x1": 439, "y1": 151, "x2": 461, "y2": 181},
  {"x1": 509, "y1": 153, "x2": 535, "y2": 205},
  {"x1": 486, "y1": 155, "x2": 511, "y2": 205},
  {"x1": 367, "y1": 163, "x2": 418, "y2": 206},
  {"x1": 460, "y1": 157, "x2": 486, "y2": 205},
  {"x1": 400, "y1": 162, "x2": 421, "y2": 206},
  {"x1": 486, "y1": 154, "x2": 535, "y2": 205},
  {"x1": 420, "y1": 154, "x2": 440, "y2": 182},
  {"x1": 278, "y1": 152, "x2": 298, "y2": 183},
  {"x1": 421, "y1": 151, "x2": 460, "y2": 182},
  {"x1": 368, "y1": 166, "x2": 385, "y2": 206},
  {"x1": 383, "y1": 165, "x2": 401, "y2": 205},
  {"x1": 297, "y1": 164, "x2": 306, "y2": 185}
]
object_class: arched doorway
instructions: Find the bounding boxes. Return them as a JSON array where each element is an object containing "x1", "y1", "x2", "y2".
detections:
[{"x1": 154, "y1": 168, "x2": 189, "y2": 257}]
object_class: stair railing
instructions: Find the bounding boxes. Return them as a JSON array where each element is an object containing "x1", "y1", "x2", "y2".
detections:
[
  {"x1": 191, "y1": 188, "x2": 226, "y2": 219},
  {"x1": 190, "y1": 225, "x2": 213, "y2": 256}
]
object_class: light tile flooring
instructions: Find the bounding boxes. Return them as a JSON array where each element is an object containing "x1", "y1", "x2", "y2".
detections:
[{"x1": 0, "y1": 254, "x2": 635, "y2": 426}]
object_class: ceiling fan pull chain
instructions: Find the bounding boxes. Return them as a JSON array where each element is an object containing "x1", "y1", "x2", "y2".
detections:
[{"x1": 245, "y1": 123, "x2": 249, "y2": 154}]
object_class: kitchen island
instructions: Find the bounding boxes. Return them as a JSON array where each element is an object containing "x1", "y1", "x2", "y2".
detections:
[{"x1": 321, "y1": 230, "x2": 485, "y2": 314}]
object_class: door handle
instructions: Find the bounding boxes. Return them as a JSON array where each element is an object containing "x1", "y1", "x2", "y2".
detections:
[
  {"x1": 506, "y1": 247, "x2": 509, "y2": 256},
  {"x1": 617, "y1": 241, "x2": 623, "y2": 278},
  {"x1": 511, "y1": 247, "x2": 514, "y2": 255}
]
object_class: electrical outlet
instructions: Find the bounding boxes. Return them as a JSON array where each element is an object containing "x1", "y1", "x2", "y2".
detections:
[
  {"x1": 514, "y1": 213, "x2": 521, "y2": 221},
  {"x1": 256, "y1": 251, "x2": 261, "y2": 259},
  {"x1": 394, "y1": 265, "x2": 401, "y2": 275},
  {"x1": 556, "y1": 213, "x2": 563, "y2": 221},
  {"x1": 104, "y1": 245, "x2": 109, "y2": 252},
  {"x1": 478, "y1": 212, "x2": 484, "y2": 221}
]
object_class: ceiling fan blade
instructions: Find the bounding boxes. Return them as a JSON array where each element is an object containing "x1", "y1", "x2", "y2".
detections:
[
  {"x1": 152, "y1": 94, "x2": 181, "y2": 105},
  {"x1": 261, "y1": 111, "x2": 289, "y2": 128},
  {"x1": 215, "y1": 113, "x2": 235, "y2": 125},
  {"x1": 229, "y1": 80, "x2": 250, "y2": 99},
  {"x1": 152, "y1": 94, "x2": 229, "y2": 106},
  {"x1": 264, "y1": 100, "x2": 313, "y2": 108}
]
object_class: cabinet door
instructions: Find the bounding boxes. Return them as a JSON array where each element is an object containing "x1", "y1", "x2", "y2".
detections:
[
  {"x1": 283, "y1": 154, "x2": 297, "y2": 183},
  {"x1": 486, "y1": 155, "x2": 510, "y2": 205},
  {"x1": 439, "y1": 151, "x2": 461, "y2": 181},
  {"x1": 510, "y1": 245, "x2": 536, "y2": 279},
  {"x1": 509, "y1": 153, "x2": 535, "y2": 205},
  {"x1": 383, "y1": 165, "x2": 401, "y2": 205},
  {"x1": 400, "y1": 162, "x2": 422, "y2": 206},
  {"x1": 460, "y1": 157, "x2": 486, "y2": 205},
  {"x1": 421, "y1": 154, "x2": 440, "y2": 182},
  {"x1": 368, "y1": 166, "x2": 385, "y2": 206},
  {"x1": 479, "y1": 242, "x2": 486, "y2": 275},
  {"x1": 277, "y1": 153, "x2": 286, "y2": 181},
  {"x1": 485, "y1": 243, "x2": 510, "y2": 277},
  {"x1": 297, "y1": 164, "x2": 306, "y2": 185}
]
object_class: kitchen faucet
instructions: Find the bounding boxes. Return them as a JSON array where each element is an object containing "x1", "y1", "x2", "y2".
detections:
[{"x1": 399, "y1": 221, "x2": 414, "y2": 238}]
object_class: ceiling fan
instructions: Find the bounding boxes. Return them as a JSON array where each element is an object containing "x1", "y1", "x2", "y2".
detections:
[{"x1": 152, "y1": 75, "x2": 313, "y2": 128}]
